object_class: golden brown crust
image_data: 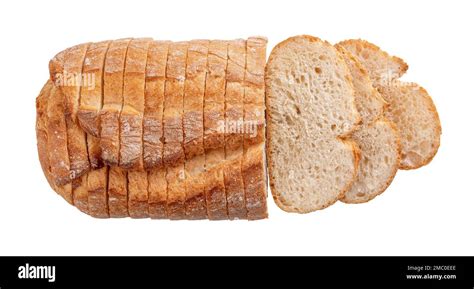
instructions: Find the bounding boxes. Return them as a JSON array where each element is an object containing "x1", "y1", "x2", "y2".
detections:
[
  {"x1": 87, "y1": 166, "x2": 109, "y2": 218},
  {"x1": 242, "y1": 144, "x2": 268, "y2": 219},
  {"x1": 101, "y1": 38, "x2": 132, "y2": 166},
  {"x1": 37, "y1": 81, "x2": 59, "y2": 190},
  {"x1": 143, "y1": 41, "x2": 169, "y2": 170},
  {"x1": 47, "y1": 84, "x2": 72, "y2": 189},
  {"x1": 204, "y1": 40, "x2": 228, "y2": 220},
  {"x1": 244, "y1": 36, "x2": 268, "y2": 219},
  {"x1": 72, "y1": 175, "x2": 89, "y2": 214},
  {"x1": 224, "y1": 39, "x2": 247, "y2": 219},
  {"x1": 108, "y1": 166, "x2": 129, "y2": 217},
  {"x1": 148, "y1": 168, "x2": 167, "y2": 219},
  {"x1": 164, "y1": 41, "x2": 188, "y2": 219},
  {"x1": 128, "y1": 171, "x2": 149, "y2": 218},
  {"x1": 119, "y1": 38, "x2": 152, "y2": 170},
  {"x1": 184, "y1": 40, "x2": 209, "y2": 219},
  {"x1": 78, "y1": 40, "x2": 111, "y2": 137}
]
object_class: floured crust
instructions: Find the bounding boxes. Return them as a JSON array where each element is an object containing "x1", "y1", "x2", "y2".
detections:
[
  {"x1": 119, "y1": 38, "x2": 152, "y2": 170},
  {"x1": 38, "y1": 37, "x2": 269, "y2": 220},
  {"x1": 244, "y1": 36, "x2": 268, "y2": 219},
  {"x1": 101, "y1": 38, "x2": 132, "y2": 167}
]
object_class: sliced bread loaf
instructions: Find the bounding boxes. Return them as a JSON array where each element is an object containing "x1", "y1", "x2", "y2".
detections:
[{"x1": 266, "y1": 35, "x2": 360, "y2": 213}]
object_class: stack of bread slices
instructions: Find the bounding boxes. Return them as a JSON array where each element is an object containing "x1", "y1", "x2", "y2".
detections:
[
  {"x1": 36, "y1": 37, "x2": 268, "y2": 220},
  {"x1": 266, "y1": 36, "x2": 441, "y2": 213},
  {"x1": 37, "y1": 35, "x2": 441, "y2": 219}
]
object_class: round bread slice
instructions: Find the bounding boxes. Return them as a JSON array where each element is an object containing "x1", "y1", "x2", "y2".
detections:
[
  {"x1": 265, "y1": 35, "x2": 360, "y2": 213},
  {"x1": 337, "y1": 39, "x2": 408, "y2": 87},
  {"x1": 336, "y1": 45, "x2": 400, "y2": 203},
  {"x1": 342, "y1": 120, "x2": 400, "y2": 203},
  {"x1": 378, "y1": 82, "x2": 441, "y2": 169}
]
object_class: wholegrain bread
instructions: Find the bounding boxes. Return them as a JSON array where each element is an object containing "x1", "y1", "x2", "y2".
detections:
[
  {"x1": 119, "y1": 38, "x2": 152, "y2": 170},
  {"x1": 101, "y1": 38, "x2": 132, "y2": 166},
  {"x1": 244, "y1": 36, "x2": 268, "y2": 219},
  {"x1": 266, "y1": 35, "x2": 360, "y2": 213},
  {"x1": 336, "y1": 45, "x2": 400, "y2": 203}
]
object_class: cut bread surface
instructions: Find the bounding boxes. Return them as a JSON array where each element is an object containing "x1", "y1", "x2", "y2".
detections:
[
  {"x1": 336, "y1": 45, "x2": 400, "y2": 203},
  {"x1": 378, "y1": 82, "x2": 441, "y2": 169},
  {"x1": 266, "y1": 35, "x2": 360, "y2": 213},
  {"x1": 340, "y1": 39, "x2": 441, "y2": 170}
]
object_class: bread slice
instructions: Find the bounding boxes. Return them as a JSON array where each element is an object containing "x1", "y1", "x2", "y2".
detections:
[
  {"x1": 101, "y1": 38, "x2": 132, "y2": 166},
  {"x1": 49, "y1": 42, "x2": 91, "y2": 120},
  {"x1": 183, "y1": 40, "x2": 209, "y2": 219},
  {"x1": 164, "y1": 41, "x2": 188, "y2": 219},
  {"x1": 343, "y1": 120, "x2": 400, "y2": 203},
  {"x1": 143, "y1": 41, "x2": 169, "y2": 170},
  {"x1": 108, "y1": 166, "x2": 128, "y2": 217},
  {"x1": 336, "y1": 45, "x2": 400, "y2": 203},
  {"x1": 339, "y1": 39, "x2": 441, "y2": 169},
  {"x1": 77, "y1": 40, "x2": 111, "y2": 137},
  {"x1": 87, "y1": 166, "x2": 109, "y2": 218},
  {"x1": 128, "y1": 171, "x2": 149, "y2": 218},
  {"x1": 46, "y1": 84, "x2": 72, "y2": 189},
  {"x1": 224, "y1": 39, "x2": 247, "y2": 219},
  {"x1": 204, "y1": 40, "x2": 228, "y2": 220},
  {"x1": 243, "y1": 37, "x2": 268, "y2": 219},
  {"x1": 148, "y1": 168, "x2": 167, "y2": 219},
  {"x1": 58, "y1": 44, "x2": 92, "y2": 178},
  {"x1": 72, "y1": 175, "x2": 89, "y2": 214},
  {"x1": 377, "y1": 82, "x2": 441, "y2": 169},
  {"x1": 119, "y1": 38, "x2": 152, "y2": 170},
  {"x1": 337, "y1": 39, "x2": 408, "y2": 87},
  {"x1": 144, "y1": 41, "x2": 169, "y2": 219},
  {"x1": 335, "y1": 45, "x2": 387, "y2": 124},
  {"x1": 265, "y1": 35, "x2": 360, "y2": 213}
]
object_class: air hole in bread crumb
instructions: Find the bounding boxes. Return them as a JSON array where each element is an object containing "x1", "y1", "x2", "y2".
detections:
[
  {"x1": 294, "y1": 105, "x2": 301, "y2": 115},
  {"x1": 331, "y1": 124, "x2": 336, "y2": 131},
  {"x1": 315, "y1": 67, "x2": 322, "y2": 74},
  {"x1": 319, "y1": 55, "x2": 327, "y2": 60},
  {"x1": 356, "y1": 193, "x2": 366, "y2": 198}
]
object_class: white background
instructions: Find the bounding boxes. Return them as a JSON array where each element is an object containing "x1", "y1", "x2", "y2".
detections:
[{"x1": 0, "y1": 0, "x2": 472, "y2": 256}]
